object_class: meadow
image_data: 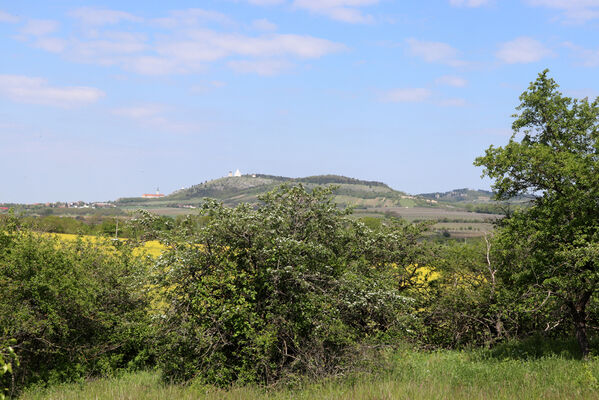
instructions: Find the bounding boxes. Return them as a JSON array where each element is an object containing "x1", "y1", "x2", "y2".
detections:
[{"x1": 21, "y1": 347, "x2": 599, "y2": 400}]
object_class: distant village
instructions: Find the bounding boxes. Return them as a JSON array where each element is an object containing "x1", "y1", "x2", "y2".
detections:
[{"x1": 10, "y1": 201, "x2": 116, "y2": 209}]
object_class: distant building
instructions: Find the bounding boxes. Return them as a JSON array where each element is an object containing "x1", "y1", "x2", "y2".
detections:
[
  {"x1": 234, "y1": 169, "x2": 241, "y2": 177},
  {"x1": 142, "y1": 187, "x2": 165, "y2": 198},
  {"x1": 228, "y1": 171, "x2": 233, "y2": 177}
]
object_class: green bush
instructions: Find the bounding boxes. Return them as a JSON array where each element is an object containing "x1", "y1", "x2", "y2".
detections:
[
  {"x1": 0, "y1": 217, "x2": 152, "y2": 393},
  {"x1": 151, "y1": 185, "x2": 429, "y2": 386},
  {"x1": 0, "y1": 339, "x2": 18, "y2": 399}
]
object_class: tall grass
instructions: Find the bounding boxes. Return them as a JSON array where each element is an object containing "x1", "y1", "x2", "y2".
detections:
[{"x1": 21, "y1": 345, "x2": 599, "y2": 400}]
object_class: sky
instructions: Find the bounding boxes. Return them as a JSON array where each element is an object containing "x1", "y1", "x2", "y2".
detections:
[{"x1": 2, "y1": 0, "x2": 599, "y2": 203}]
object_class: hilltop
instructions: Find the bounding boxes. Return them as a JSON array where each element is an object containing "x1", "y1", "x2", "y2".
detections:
[
  {"x1": 418, "y1": 188, "x2": 494, "y2": 203},
  {"x1": 117, "y1": 174, "x2": 435, "y2": 209}
]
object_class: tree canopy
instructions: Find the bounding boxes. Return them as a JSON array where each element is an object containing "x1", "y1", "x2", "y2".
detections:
[{"x1": 475, "y1": 69, "x2": 599, "y2": 356}]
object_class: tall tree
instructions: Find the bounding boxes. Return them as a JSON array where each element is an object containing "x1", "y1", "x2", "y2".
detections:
[{"x1": 475, "y1": 70, "x2": 599, "y2": 357}]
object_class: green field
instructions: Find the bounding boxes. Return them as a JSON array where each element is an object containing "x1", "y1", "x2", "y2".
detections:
[{"x1": 21, "y1": 347, "x2": 599, "y2": 400}]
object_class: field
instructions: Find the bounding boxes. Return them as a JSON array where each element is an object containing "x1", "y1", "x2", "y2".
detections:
[
  {"x1": 367, "y1": 206, "x2": 501, "y2": 222},
  {"x1": 49, "y1": 233, "x2": 164, "y2": 257},
  {"x1": 21, "y1": 347, "x2": 599, "y2": 400}
]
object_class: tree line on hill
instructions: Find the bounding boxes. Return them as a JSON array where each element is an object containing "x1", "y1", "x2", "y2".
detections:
[{"x1": 1, "y1": 70, "x2": 598, "y2": 396}]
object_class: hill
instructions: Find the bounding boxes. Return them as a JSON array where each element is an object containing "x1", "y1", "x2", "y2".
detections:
[
  {"x1": 418, "y1": 188, "x2": 495, "y2": 203},
  {"x1": 117, "y1": 174, "x2": 434, "y2": 209}
]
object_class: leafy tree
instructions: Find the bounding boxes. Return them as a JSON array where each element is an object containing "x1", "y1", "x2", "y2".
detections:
[
  {"x1": 152, "y1": 185, "x2": 429, "y2": 385},
  {"x1": 475, "y1": 70, "x2": 599, "y2": 357}
]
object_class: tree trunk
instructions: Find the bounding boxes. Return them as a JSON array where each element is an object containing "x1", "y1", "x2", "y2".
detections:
[
  {"x1": 574, "y1": 313, "x2": 589, "y2": 358},
  {"x1": 569, "y1": 292, "x2": 592, "y2": 359}
]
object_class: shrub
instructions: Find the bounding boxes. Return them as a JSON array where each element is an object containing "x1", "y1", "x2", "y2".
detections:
[
  {"x1": 0, "y1": 216, "x2": 151, "y2": 393},
  {"x1": 152, "y1": 185, "x2": 429, "y2": 386}
]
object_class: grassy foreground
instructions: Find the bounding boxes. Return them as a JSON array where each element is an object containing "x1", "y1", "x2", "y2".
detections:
[{"x1": 21, "y1": 348, "x2": 599, "y2": 400}]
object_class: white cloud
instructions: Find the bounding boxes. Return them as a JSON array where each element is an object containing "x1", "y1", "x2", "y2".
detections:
[
  {"x1": 69, "y1": 7, "x2": 142, "y2": 26},
  {"x1": 496, "y1": 37, "x2": 553, "y2": 64},
  {"x1": 406, "y1": 38, "x2": 466, "y2": 67},
  {"x1": 526, "y1": 0, "x2": 599, "y2": 23},
  {"x1": 381, "y1": 88, "x2": 432, "y2": 103},
  {"x1": 123, "y1": 56, "x2": 183, "y2": 75},
  {"x1": 564, "y1": 42, "x2": 599, "y2": 67},
  {"x1": 33, "y1": 37, "x2": 68, "y2": 53},
  {"x1": 149, "y1": 31, "x2": 345, "y2": 74},
  {"x1": 20, "y1": 19, "x2": 59, "y2": 36},
  {"x1": 112, "y1": 104, "x2": 201, "y2": 133},
  {"x1": 449, "y1": 0, "x2": 490, "y2": 7},
  {"x1": 292, "y1": 0, "x2": 379, "y2": 23},
  {"x1": 252, "y1": 18, "x2": 278, "y2": 31},
  {"x1": 228, "y1": 59, "x2": 291, "y2": 75},
  {"x1": 0, "y1": 10, "x2": 19, "y2": 23},
  {"x1": 20, "y1": 9, "x2": 345, "y2": 76},
  {"x1": 0, "y1": 75, "x2": 104, "y2": 107},
  {"x1": 70, "y1": 32, "x2": 148, "y2": 61},
  {"x1": 153, "y1": 8, "x2": 233, "y2": 28},
  {"x1": 435, "y1": 75, "x2": 468, "y2": 87}
]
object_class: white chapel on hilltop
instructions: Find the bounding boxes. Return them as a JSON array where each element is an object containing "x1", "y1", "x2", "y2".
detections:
[{"x1": 228, "y1": 169, "x2": 242, "y2": 177}]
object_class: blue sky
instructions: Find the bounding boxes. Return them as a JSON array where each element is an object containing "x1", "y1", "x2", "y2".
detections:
[{"x1": 2, "y1": 0, "x2": 599, "y2": 203}]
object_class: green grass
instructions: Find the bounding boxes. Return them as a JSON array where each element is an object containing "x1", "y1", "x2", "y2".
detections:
[{"x1": 21, "y1": 347, "x2": 599, "y2": 400}]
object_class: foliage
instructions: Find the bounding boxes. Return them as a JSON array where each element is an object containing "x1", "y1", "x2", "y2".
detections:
[
  {"x1": 420, "y1": 239, "x2": 502, "y2": 347},
  {"x1": 0, "y1": 339, "x2": 18, "y2": 399},
  {"x1": 0, "y1": 216, "x2": 152, "y2": 393},
  {"x1": 474, "y1": 69, "x2": 599, "y2": 356},
  {"x1": 151, "y1": 185, "x2": 430, "y2": 386}
]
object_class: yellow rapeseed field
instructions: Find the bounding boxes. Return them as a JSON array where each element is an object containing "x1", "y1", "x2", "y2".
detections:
[{"x1": 48, "y1": 232, "x2": 164, "y2": 257}]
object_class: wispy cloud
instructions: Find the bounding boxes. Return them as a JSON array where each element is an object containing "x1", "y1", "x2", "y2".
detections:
[
  {"x1": 0, "y1": 10, "x2": 19, "y2": 23},
  {"x1": 380, "y1": 86, "x2": 468, "y2": 106},
  {"x1": 496, "y1": 37, "x2": 553, "y2": 64},
  {"x1": 381, "y1": 88, "x2": 432, "y2": 103},
  {"x1": 241, "y1": 0, "x2": 379, "y2": 22},
  {"x1": 449, "y1": 0, "x2": 490, "y2": 7},
  {"x1": 435, "y1": 75, "x2": 468, "y2": 87},
  {"x1": 20, "y1": 19, "x2": 59, "y2": 36},
  {"x1": 157, "y1": 31, "x2": 343, "y2": 60},
  {"x1": 564, "y1": 41, "x2": 599, "y2": 67},
  {"x1": 33, "y1": 37, "x2": 68, "y2": 53},
  {"x1": 252, "y1": 18, "x2": 278, "y2": 31},
  {"x1": 67, "y1": 32, "x2": 148, "y2": 63},
  {"x1": 406, "y1": 38, "x2": 466, "y2": 67},
  {"x1": 112, "y1": 104, "x2": 203, "y2": 133},
  {"x1": 526, "y1": 0, "x2": 599, "y2": 23},
  {"x1": 19, "y1": 7, "x2": 344, "y2": 76},
  {"x1": 69, "y1": 7, "x2": 142, "y2": 26},
  {"x1": 228, "y1": 59, "x2": 291, "y2": 75},
  {"x1": 0, "y1": 75, "x2": 104, "y2": 107},
  {"x1": 122, "y1": 56, "x2": 182, "y2": 75},
  {"x1": 152, "y1": 8, "x2": 233, "y2": 28},
  {"x1": 292, "y1": 0, "x2": 379, "y2": 23}
]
